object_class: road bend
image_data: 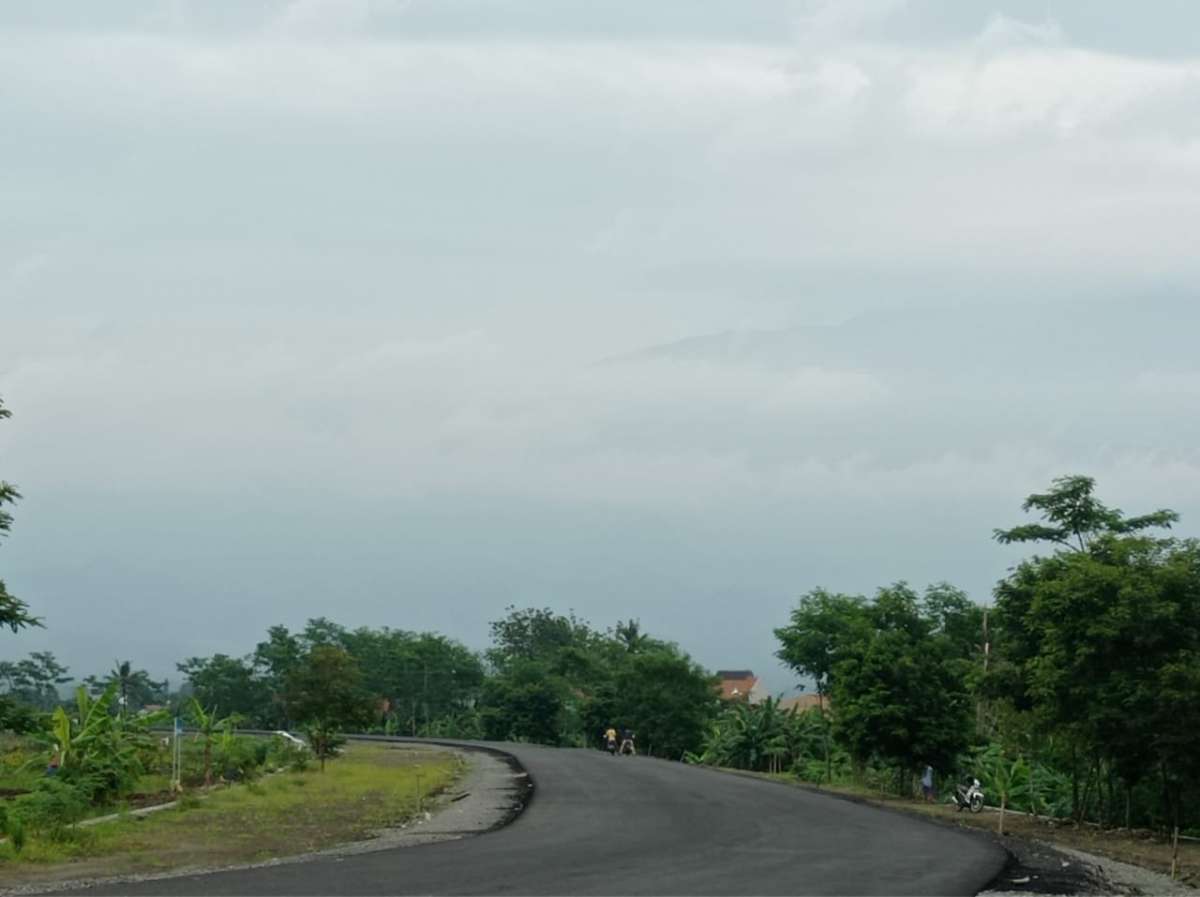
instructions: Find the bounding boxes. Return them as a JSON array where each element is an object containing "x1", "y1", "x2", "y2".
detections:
[{"x1": 80, "y1": 741, "x2": 1006, "y2": 896}]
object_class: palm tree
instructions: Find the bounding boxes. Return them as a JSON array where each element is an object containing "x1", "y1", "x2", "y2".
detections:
[{"x1": 85, "y1": 660, "x2": 167, "y2": 715}]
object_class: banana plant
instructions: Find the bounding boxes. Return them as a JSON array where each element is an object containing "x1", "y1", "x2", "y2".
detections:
[
  {"x1": 977, "y1": 742, "x2": 1030, "y2": 835},
  {"x1": 40, "y1": 682, "x2": 120, "y2": 770},
  {"x1": 187, "y1": 698, "x2": 242, "y2": 786}
]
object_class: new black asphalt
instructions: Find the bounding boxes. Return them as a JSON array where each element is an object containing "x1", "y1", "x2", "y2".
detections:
[{"x1": 78, "y1": 742, "x2": 1007, "y2": 895}]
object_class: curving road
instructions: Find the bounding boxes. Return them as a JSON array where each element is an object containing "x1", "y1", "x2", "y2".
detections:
[{"x1": 82, "y1": 741, "x2": 1007, "y2": 896}]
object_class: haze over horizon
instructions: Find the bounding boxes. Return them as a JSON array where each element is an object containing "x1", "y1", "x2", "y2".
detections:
[{"x1": 3, "y1": 1, "x2": 1200, "y2": 695}]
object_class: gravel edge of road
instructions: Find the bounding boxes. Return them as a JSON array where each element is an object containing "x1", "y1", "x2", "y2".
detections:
[{"x1": 0, "y1": 743, "x2": 533, "y2": 897}]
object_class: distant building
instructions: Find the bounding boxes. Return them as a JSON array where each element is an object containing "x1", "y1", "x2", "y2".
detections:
[
  {"x1": 778, "y1": 693, "x2": 830, "y2": 715},
  {"x1": 716, "y1": 670, "x2": 766, "y2": 704}
]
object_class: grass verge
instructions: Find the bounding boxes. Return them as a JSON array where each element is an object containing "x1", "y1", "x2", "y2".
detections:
[{"x1": 0, "y1": 742, "x2": 463, "y2": 889}]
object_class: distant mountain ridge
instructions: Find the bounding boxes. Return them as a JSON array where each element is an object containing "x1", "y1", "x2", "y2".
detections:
[{"x1": 605, "y1": 298, "x2": 1193, "y2": 380}]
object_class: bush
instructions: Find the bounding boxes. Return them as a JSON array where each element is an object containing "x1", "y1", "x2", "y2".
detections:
[
  {"x1": 11, "y1": 779, "x2": 89, "y2": 841},
  {"x1": 7, "y1": 814, "x2": 25, "y2": 854},
  {"x1": 266, "y1": 736, "x2": 310, "y2": 773},
  {"x1": 214, "y1": 735, "x2": 269, "y2": 782}
]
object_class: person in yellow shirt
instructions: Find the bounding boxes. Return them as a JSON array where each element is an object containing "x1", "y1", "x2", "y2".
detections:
[{"x1": 604, "y1": 727, "x2": 618, "y2": 754}]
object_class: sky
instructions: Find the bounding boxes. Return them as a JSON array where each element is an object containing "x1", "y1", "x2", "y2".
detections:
[{"x1": 2, "y1": 0, "x2": 1199, "y2": 695}]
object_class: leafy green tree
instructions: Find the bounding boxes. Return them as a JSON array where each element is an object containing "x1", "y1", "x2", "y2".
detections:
[
  {"x1": 990, "y1": 476, "x2": 1191, "y2": 824},
  {"x1": 478, "y1": 658, "x2": 570, "y2": 745},
  {"x1": 85, "y1": 660, "x2": 167, "y2": 715},
  {"x1": 0, "y1": 397, "x2": 38, "y2": 634},
  {"x1": 285, "y1": 645, "x2": 375, "y2": 770},
  {"x1": 300, "y1": 617, "x2": 349, "y2": 651},
  {"x1": 487, "y1": 606, "x2": 598, "y2": 672},
  {"x1": 0, "y1": 696, "x2": 41, "y2": 733},
  {"x1": 179, "y1": 654, "x2": 270, "y2": 724},
  {"x1": 828, "y1": 584, "x2": 973, "y2": 787},
  {"x1": 251, "y1": 625, "x2": 303, "y2": 727},
  {"x1": 993, "y1": 474, "x2": 1177, "y2": 552},
  {"x1": 339, "y1": 627, "x2": 484, "y2": 735},
  {"x1": 994, "y1": 532, "x2": 1200, "y2": 828},
  {"x1": 775, "y1": 589, "x2": 869, "y2": 783},
  {"x1": 0, "y1": 651, "x2": 71, "y2": 709},
  {"x1": 609, "y1": 647, "x2": 718, "y2": 760}
]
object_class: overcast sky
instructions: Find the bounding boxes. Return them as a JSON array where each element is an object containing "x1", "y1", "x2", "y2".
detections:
[{"x1": 3, "y1": 0, "x2": 1199, "y2": 694}]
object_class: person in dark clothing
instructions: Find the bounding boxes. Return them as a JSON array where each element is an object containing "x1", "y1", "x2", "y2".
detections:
[{"x1": 619, "y1": 728, "x2": 636, "y2": 755}]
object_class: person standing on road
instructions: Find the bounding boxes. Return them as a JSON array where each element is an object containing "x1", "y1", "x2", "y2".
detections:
[{"x1": 921, "y1": 764, "x2": 934, "y2": 802}]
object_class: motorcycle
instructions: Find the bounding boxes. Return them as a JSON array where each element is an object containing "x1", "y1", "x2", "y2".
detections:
[
  {"x1": 953, "y1": 777, "x2": 985, "y2": 813},
  {"x1": 605, "y1": 737, "x2": 617, "y2": 756}
]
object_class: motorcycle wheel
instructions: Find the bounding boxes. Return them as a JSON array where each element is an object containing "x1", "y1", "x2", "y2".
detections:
[{"x1": 969, "y1": 794, "x2": 984, "y2": 813}]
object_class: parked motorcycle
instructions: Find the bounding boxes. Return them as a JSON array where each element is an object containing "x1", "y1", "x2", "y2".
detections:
[{"x1": 953, "y1": 777, "x2": 985, "y2": 813}]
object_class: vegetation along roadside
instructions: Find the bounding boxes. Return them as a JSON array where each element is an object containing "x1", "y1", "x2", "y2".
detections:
[{"x1": 0, "y1": 741, "x2": 461, "y2": 889}]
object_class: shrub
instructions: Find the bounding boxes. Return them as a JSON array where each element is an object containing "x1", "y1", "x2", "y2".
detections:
[
  {"x1": 11, "y1": 779, "x2": 89, "y2": 841},
  {"x1": 266, "y1": 736, "x2": 310, "y2": 773},
  {"x1": 214, "y1": 735, "x2": 268, "y2": 782},
  {"x1": 7, "y1": 814, "x2": 25, "y2": 854}
]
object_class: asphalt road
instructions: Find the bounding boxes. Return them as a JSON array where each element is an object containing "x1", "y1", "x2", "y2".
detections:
[{"x1": 81, "y1": 741, "x2": 1007, "y2": 896}]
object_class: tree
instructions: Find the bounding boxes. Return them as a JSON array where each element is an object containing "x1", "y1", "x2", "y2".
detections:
[
  {"x1": 609, "y1": 647, "x2": 719, "y2": 759},
  {"x1": 178, "y1": 654, "x2": 269, "y2": 724},
  {"x1": 478, "y1": 658, "x2": 570, "y2": 745},
  {"x1": 989, "y1": 476, "x2": 1197, "y2": 830},
  {"x1": 0, "y1": 397, "x2": 38, "y2": 633},
  {"x1": 775, "y1": 589, "x2": 869, "y2": 783},
  {"x1": 993, "y1": 474, "x2": 1177, "y2": 553},
  {"x1": 486, "y1": 606, "x2": 597, "y2": 672},
  {"x1": 252, "y1": 625, "x2": 303, "y2": 727},
  {"x1": 85, "y1": 660, "x2": 167, "y2": 715},
  {"x1": 0, "y1": 651, "x2": 71, "y2": 709},
  {"x1": 339, "y1": 627, "x2": 485, "y2": 735},
  {"x1": 284, "y1": 646, "x2": 374, "y2": 770},
  {"x1": 816, "y1": 584, "x2": 973, "y2": 788}
]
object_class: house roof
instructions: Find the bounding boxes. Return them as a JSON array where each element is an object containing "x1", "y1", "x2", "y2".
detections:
[{"x1": 717, "y1": 670, "x2": 759, "y2": 700}]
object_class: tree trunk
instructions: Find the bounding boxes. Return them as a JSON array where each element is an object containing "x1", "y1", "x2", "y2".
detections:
[
  {"x1": 819, "y1": 682, "x2": 831, "y2": 786},
  {"x1": 203, "y1": 737, "x2": 212, "y2": 787},
  {"x1": 1070, "y1": 742, "x2": 1081, "y2": 823}
]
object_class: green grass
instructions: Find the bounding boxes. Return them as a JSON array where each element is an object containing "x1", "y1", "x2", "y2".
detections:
[
  {"x1": 0, "y1": 735, "x2": 42, "y2": 792},
  {"x1": 0, "y1": 743, "x2": 464, "y2": 885}
]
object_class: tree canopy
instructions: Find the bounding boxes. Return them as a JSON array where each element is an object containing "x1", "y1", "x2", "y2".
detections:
[{"x1": 0, "y1": 397, "x2": 38, "y2": 633}]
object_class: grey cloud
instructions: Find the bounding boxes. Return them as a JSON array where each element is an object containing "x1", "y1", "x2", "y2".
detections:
[{"x1": 4, "y1": 1, "x2": 1200, "y2": 693}]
